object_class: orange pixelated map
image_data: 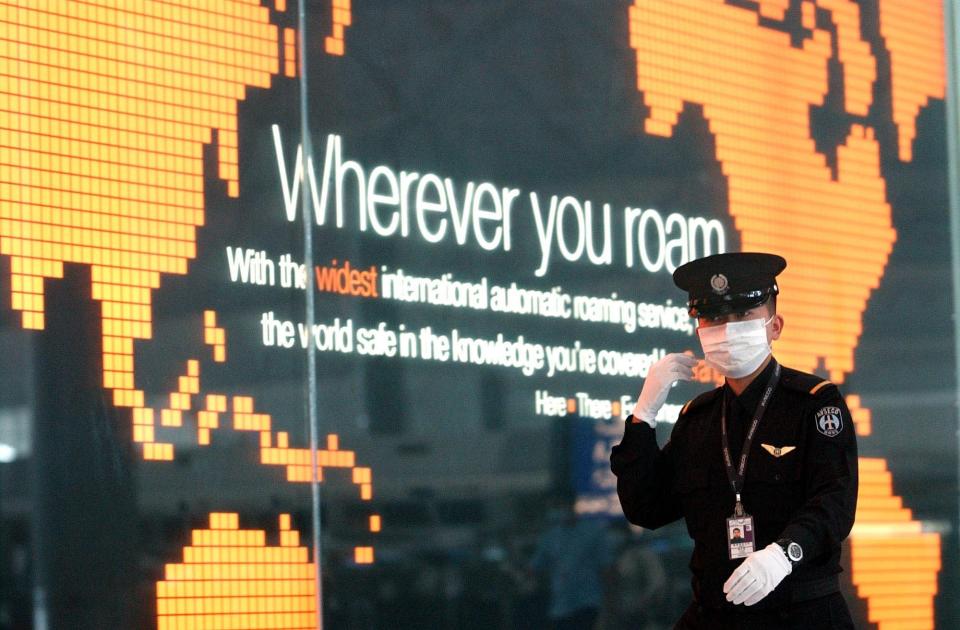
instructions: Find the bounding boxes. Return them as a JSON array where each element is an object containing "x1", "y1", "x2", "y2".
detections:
[
  {"x1": 629, "y1": 0, "x2": 944, "y2": 627},
  {"x1": 0, "y1": 0, "x2": 950, "y2": 628},
  {"x1": 156, "y1": 513, "x2": 318, "y2": 630},
  {"x1": 0, "y1": 0, "x2": 371, "y2": 627},
  {"x1": 0, "y1": 0, "x2": 368, "y2": 468},
  {"x1": 1, "y1": 0, "x2": 276, "y2": 426}
]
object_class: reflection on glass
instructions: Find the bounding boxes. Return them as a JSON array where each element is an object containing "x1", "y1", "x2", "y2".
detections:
[{"x1": 0, "y1": 1, "x2": 954, "y2": 628}]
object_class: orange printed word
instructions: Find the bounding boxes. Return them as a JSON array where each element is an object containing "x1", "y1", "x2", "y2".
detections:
[{"x1": 315, "y1": 259, "x2": 379, "y2": 297}]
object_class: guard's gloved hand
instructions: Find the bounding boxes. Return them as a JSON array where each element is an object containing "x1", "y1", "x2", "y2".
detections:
[
  {"x1": 631, "y1": 353, "x2": 698, "y2": 428},
  {"x1": 723, "y1": 543, "x2": 792, "y2": 606}
]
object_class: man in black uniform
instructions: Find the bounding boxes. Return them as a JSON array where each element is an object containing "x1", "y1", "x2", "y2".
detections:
[{"x1": 610, "y1": 252, "x2": 858, "y2": 629}]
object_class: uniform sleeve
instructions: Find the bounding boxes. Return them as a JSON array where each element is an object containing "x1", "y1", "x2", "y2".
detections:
[
  {"x1": 609, "y1": 416, "x2": 682, "y2": 529},
  {"x1": 779, "y1": 386, "x2": 858, "y2": 562}
]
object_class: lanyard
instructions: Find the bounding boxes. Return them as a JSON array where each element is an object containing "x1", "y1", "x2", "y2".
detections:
[{"x1": 720, "y1": 361, "x2": 780, "y2": 516}]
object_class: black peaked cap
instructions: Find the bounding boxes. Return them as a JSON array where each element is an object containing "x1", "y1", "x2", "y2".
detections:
[{"x1": 672, "y1": 252, "x2": 786, "y2": 317}]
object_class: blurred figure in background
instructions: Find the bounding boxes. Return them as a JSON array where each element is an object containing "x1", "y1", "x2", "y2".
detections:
[
  {"x1": 529, "y1": 496, "x2": 614, "y2": 629},
  {"x1": 603, "y1": 524, "x2": 673, "y2": 630}
]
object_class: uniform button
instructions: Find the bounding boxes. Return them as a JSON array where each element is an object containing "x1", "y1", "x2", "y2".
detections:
[{"x1": 774, "y1": 473, "x2": 781, "y2": 481}]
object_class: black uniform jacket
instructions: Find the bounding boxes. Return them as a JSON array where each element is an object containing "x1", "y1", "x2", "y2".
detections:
[{"x1": 610, "y1": 359, "x2": 858, "y2": 612}]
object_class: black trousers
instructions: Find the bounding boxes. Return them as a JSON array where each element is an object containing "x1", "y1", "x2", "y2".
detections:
[{"x1": 674, "y1": 592, "x2": 854, "y2": 630}]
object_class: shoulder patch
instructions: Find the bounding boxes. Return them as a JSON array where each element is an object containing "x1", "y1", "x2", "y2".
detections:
[
  {"x1": 815, "y1": 405, "x2": 843, "y2": 437},
  {"x1": 680, "y1": 388, "x2": 721, "y2": 416}
]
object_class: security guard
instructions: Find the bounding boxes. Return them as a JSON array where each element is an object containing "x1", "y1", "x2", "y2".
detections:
[{"x1": 610, "y1": 252, "x2": 857, "y2": 629}]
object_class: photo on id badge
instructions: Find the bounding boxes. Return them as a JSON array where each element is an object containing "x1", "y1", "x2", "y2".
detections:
[{"x1": 727, "y1": 516, "x2": 755, "y2": 559}]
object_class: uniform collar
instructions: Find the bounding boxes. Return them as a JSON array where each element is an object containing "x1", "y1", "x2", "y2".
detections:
[{"x1": 724, "y1": 355, "x2": 778, "y2": 415}]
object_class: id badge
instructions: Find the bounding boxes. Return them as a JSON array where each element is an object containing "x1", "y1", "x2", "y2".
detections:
[{"x1": 726, "y1": 513, "x2": 755, "y2": 559}]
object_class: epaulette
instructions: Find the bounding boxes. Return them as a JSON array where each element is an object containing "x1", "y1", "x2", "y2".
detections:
[
  {"x1": 679, "y1": 387, "x2": 721, "y2": 416},
  {"x1": 780, "y1": 367, "x2": 836, "y2": 397}
]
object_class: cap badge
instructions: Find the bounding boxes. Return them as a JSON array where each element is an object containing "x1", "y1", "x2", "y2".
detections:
[{"x1": 710, "y1": 274, "x2": 729, "y2": 295}]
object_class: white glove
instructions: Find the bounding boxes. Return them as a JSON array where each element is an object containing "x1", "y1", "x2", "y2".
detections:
[
  {"x1": 631, "y1": 353, "x2": 697, "y2": 427},
  {"x1": 723, "y1": 543, "x2": 792, "y2": 606}
]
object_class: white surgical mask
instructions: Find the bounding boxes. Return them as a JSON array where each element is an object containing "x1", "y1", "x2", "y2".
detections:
[{"x1": 697, "y1": 316, "x2": 774, "y2": 378}]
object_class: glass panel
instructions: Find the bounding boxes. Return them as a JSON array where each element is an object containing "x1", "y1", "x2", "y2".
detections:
[
  {"x1": 0, "y1": 1, "x2": 955, "y2": 628},
  {"x1": 0, "y1": 1, "x2": 317, "y2": 628}
]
